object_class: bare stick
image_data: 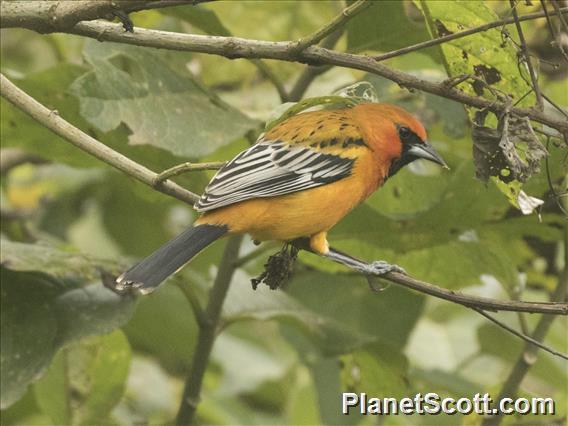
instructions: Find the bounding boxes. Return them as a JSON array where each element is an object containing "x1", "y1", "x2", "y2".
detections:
[
  {"x1": 510, "y1": 0, "x2": 543, "y2": 110},
  {"x1": 154, "y1": 161, "x2": 226, "y2": 184},
  {"x1": 472, "y1": 308, "x2": 567, "y2": 360},
  {"x1": 290, "y1": 0, "x2": 371, "y2": 53},
  {"x1": 0, "y1": 73, "x2": 200, "y2": 205}
]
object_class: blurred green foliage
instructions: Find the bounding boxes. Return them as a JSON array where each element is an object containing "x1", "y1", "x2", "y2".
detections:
[{"x1": 0, "y1": 1, "x2": 566, "y2": 425}]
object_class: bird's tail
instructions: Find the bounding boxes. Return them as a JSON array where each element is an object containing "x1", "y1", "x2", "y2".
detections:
[{"x1": 114, "y1": 224, "x2": 228, "y2": 295}]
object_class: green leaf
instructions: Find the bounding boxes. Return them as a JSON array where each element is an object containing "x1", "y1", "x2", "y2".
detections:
[
  {"x1": 222, "y1": 271, "x2": 374, "y2": 356},
  {"x1": 0, "y1": 64, "x2": 189, "y2": 171},
  {"x1": 123, "y1": 284, "x2": 198, "y2": 371},
  {"x1": 0, "y1": 241, "x2": 135, "y2": 409},
  {"x1": 34, "y1": 331, "x2": 131, "y2": 425},
  {"x1": 347, "y1": 0, "x2": 437, "y2": 59},
  {"x1": 340, "y1": 343, "x2": 409, "y2": 399},
  {"x1": 0, "y1": 64, "x2": 99, "y2": 168},
  {"x1": 161, "y1": 5, "x2": 231, "y2": 36},
  {"x1": 70, "y1": 41, "x2": 258, "y2": 158},
  {"x1": 418, "y1": 0, "x2": 539, "y2": 209},
  {"x1": 286, "y1": 270, "x2": 424, "y2": 350}
]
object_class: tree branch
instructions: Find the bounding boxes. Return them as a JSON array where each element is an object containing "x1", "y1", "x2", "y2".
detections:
[
  {"x1": 2, "y1": 72, "x2": 567, "y2": 317},
  {"x1": 0, "y1": 73, "x2": 200, "y2": 205},
  {"x1": 0, "y1": 0, "x2": 202, "y2": 33},
  {"x1": 349, "y1": 264, "x2": 567, "y2": 315},
  {"x1": 176, "y1": 235, "x2": 243, "y2": 426},
  {"x1": 53, "y1": 20, "x2": 568, "y2": 135}
]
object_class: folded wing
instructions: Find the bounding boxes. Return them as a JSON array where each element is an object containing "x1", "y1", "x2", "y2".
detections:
[{"x1": 194, "y1": 140, "x2": 355, "y2": 212}]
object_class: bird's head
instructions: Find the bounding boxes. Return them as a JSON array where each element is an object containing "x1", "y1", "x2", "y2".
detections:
[{"x1": 354, "y1": 103, "x2": 448, "y2": 178}]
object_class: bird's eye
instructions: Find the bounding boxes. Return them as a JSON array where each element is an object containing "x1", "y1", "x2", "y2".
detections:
[{"x1": 398, "y1": 126, "x2": 412, "y2": 142}]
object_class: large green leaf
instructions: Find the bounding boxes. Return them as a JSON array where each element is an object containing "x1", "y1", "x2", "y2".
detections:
[
  {"x1": 418, "y1": 0, "x2": 541, "y2": 208},
  {"x1": 34, "y1": 331, "x2": 131, "y2": 425},
  {"x1": 0, "y1": 64, "x2": 191, "y2": 171},
  {"x1": 70, "y1": 41, "x2": 258, "y2": 158},
  {"x1": 0, "y1": 241, "x2": 135, "y2": 409},
  {"x1": 222, "y1": 271, "x2": 374, "y2": 356},
  {"x1": 285, "y1": 270, "x2": 424, "y2": 350},
  {"x1": 347, "y1": 0, "x2": 437, "y2": 60}
]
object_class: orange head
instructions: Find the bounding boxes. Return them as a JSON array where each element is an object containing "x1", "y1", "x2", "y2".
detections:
[{"x1": 353, "y1": 103, "x2": 447, "y2": 177}]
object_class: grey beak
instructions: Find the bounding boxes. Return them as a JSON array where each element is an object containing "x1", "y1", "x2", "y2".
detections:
[{"x1": 407, "y1": 142, "x2": 449, "y2": 169}]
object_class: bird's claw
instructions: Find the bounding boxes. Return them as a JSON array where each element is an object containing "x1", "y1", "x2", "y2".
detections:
[{"x1": 357, "y1": 260, "x2": 406, "y2": 276}]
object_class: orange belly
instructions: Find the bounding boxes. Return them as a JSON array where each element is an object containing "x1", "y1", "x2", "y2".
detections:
[{"x1": 196, "y1": 155, "x2": 383, "y2": 242}]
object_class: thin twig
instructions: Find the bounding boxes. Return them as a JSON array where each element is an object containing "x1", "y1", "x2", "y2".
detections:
[
  {"x1": 472, "y1": 308, "x2": 567, "y2": 360},
  {"x1": 542, "y1": 92, "x2": 568, "y2": 119},
  {"x1": 372, "y1": 7, "x2": 568, "y2": 62},
  {"x1": 250, "y1": 59, "x2": 290, "y2": 103},
  {"x1": 510, "y1": 0, "x2": 543, "y2": 110},
  {"x1": 0, "y1": 73, "x2": 200, "y2": 205},
  {"x1": 60, "y1": 20, "x2": 568, "y2": 134},
  {"x1": 154, "y1": 161, "x2": 226, "y2": 185},
  {"x1": 481, "y1": 228, "x2": 568, "y2": 426},
  {"x1": 177, "y1": 282, "x2": 207, "y2": 328},
  {"x1": 290, "y1": 0, "x2": 371, "y2": 54},
  {"x1": 176, "y1": 235, "x2": 243, "y2": 426},
  {"x1": 552, "y1": 0, "x2": 568, "y2": 33},
  {"x1": 540, "y1": 0, "x2": 568, "y2": 63},
  {"x1": 288, "y1": 28, "x2": 344, "y2": 102}
]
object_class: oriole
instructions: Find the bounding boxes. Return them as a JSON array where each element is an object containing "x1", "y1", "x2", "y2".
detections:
[{"x1": 115, "y1": 103, "x2": 447, "y2": 294}]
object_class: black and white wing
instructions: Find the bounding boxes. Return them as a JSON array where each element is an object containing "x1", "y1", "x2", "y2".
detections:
[{"x1": 194, "y1": 141, "x2": 355, "y2": 212}]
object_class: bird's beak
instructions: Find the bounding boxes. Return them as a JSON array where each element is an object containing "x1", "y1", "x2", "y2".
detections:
[{"x1": 407, "y1": 142, "x2": 449, "y2": 169}]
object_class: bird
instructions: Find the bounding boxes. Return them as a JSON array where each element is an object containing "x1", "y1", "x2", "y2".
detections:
[{"x1": 114, "y1": 102, "x2": 448, "y2": 294}]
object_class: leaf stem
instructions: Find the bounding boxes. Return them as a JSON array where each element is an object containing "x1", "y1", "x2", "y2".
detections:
[{"x1": 154, "y1": 161, "x2": 226, "y2": 185}]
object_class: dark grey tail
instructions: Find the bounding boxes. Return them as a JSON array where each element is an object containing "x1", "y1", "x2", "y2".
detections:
[{"x1": 114, "y1": 224, "x2": 227, "y2": 295}]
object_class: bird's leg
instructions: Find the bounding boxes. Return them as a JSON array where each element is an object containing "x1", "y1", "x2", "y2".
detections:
[
  {"x1": 325, "y1": 247, "x2": 406, "y2": 276},
  {"x1": 324, "y1": 247, "x2": 405, "y2": 292},
  {"x1": 291, "y1": 238, "x2": 405, "y2": 292}
]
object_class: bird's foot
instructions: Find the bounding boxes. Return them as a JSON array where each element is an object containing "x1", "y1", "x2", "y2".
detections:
[
  {"x1": 357, "y1": 261, "x2": 405, "y2": 293},
  {"x1": 356, "y1": 260, "x2": 406, "y2": 276}
]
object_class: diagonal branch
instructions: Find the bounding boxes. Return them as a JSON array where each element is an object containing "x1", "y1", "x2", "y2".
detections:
[
  {"x1": 3, "y1": 72, "x2": 566, "y2": 317},
  {"x1": 473, "y1": 308, "x2": 567, "y2": 360},
  {"x1": 0, "y1": 73, "x2": 199, "y2": 205}
]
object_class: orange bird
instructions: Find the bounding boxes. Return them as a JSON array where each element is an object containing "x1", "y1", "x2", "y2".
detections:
[{"x1": 116, "y1": 103, "x2": 447, "y2": 294}]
